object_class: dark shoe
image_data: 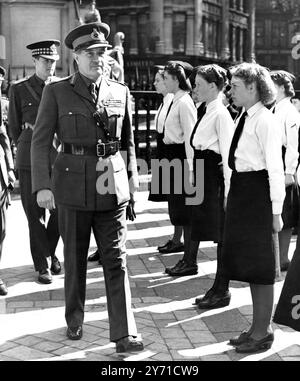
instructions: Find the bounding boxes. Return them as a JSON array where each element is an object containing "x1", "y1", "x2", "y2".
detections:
[
  {"x1": 166, "y1": 260, "x2": 198, "y2": 277},
  {"x1": 0, "y1": 279, "x2": 8, "y2": 296},
  {"x1": 158, "y1": 240, "x2": 184, "y2": 254},
  {"x1": 116, "y1": 336, "x2": 144, "y2": 353},
  {"x1": 67, "y1": 325, "x2": 83, "y2": 340},
  {"x1": 88, "y1": 250, "x2": 101, "y2": 263},
  {"x1": 197, "y1": 290, "x2": 231, "y2": 309},
  {"x1": 235, "y1": 333, "x2": 274, "y2": 353},
  {"x1": 51, "y1": 256, "x2": 61, "y2": 275},
  {"x1": 229, "y1": 330, "x2": 251, "y2": 346},
  {"x1": 194, "y1": 287, "x2": 217, "y2": 305},
  {"x1": 38, "y1": 269, "x2": 52, "y2": 284},
  {"x1": 280, "y1": 261, "x2": 290, "y2": 272},
  {"x1": 165, "y1": 259, "x2": 184, "y2": 275}
]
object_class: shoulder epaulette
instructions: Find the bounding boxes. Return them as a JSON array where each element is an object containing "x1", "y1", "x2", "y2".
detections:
[
  {"x1": 108, "y1": 78, "x2": 126, "y2": 86},
  {"x1": 12, "y1": 76, "x2": 29, "y2": 85},
  {"x1": 48, "y1": 75, "x2": 72, "y2": 85}
]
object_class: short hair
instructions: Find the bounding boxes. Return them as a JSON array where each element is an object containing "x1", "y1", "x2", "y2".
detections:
[
  {"x1": 230, "y1": 62, "x2": 276, "y2": 106},
  {"x1": 164, "y1": 61, "x2": 193, "y2": 92},
  {"x1": 270, "y1": 70, "x2": 295, "y2": 98},
  {"x1": 196, "y1": 64, "x2": 228, "y2": 91}
]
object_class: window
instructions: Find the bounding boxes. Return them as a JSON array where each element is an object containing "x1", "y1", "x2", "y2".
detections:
[{"x1": 173, "y1": 13, "x2": 186, "y2": 54}]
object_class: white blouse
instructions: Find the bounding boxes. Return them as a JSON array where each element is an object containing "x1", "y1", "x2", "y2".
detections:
[
  {"x1": 234, "y1": 102, "x2": 285, "y2": 214},
  {"x1": 273, "y1": 97, "x2": 300, "y2": 175},
  {"x1": 155, "y1": 93, "x2": 174, "y2": 134},
  {"x1": 163, "y1": 90, "x2": 197, "y2": 170},
  {"x1": 192, "y1": 97, "x2": 234, "y2": 197}
]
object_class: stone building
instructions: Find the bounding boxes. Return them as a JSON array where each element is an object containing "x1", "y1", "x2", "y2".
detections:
[{"x1": 0, "y1": 0, "x2": 255, "y2": 90}]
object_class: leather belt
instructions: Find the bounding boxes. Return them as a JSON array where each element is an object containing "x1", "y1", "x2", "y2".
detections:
[{"x1": 61, "y1": 140, "x2": 121, "y2": 157}]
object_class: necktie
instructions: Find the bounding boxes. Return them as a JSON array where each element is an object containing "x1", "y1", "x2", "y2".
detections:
[
  {"x1": 190, "y1": 104, "x2": 207, "y2": 149},
  {"x1": 162, "y1": 101, "x2": 173, "y2": 138},
  {"x1": 272, "y1": 106, "x2": 276, "y2": 114},
  {"x1": 90, "y1": 82, "x2": 98, "y2": 103},
  {"x1": 228, "y1": 111, "x2": 248, "y2": 170}
]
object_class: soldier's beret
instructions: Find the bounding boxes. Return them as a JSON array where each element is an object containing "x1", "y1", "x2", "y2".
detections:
[
  {"x1": 65, "y1": 22, "x2": 112, "y2": 51},
  {"x1": 26, "y1": 40, "x2": 60, "y2": 61}
]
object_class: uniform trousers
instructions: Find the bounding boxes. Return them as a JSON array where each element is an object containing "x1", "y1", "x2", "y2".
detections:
[
  {"x1": 18, "y1": 169, "x2": 59, "y2": 271},
  {"x1": 0, "y1": 189, "x2": 8, "y2": 260},
  {"x1": 58, "y1": 204, "x2": 138, "y2": 342}
]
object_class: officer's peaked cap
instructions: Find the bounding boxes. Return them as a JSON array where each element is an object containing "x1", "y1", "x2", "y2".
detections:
[
  {"x1": 26, "y1": 40, "x2": 60, "y2": 61},
  {"x1": 65, "y1": 22, "x2": 112, "y2": 51}
]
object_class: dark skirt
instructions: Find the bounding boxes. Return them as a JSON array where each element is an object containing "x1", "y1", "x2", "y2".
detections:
[
  {"x1": 164, "y1": 143, "x2": 192, "y2": 226},
  {"x1": 148, "y1": 133, "x2": 168, "y2": 202},
  {"x1": 191, "y1": 149, "x2": 224, "y2": 242},
  {"x1": 273, "y1": 239, "x2": 300, "y2": 331},
  {"x1": 281, "y1": 184, "x2": 299, "y2": 229},
  {"x1": 222, "y1": 170, "x2": 275, "y2": 285}
]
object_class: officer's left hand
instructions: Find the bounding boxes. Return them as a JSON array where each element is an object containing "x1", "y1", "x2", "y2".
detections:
[
  {"x1": 37, "y1": 189, "x2": 56, "y2": 210},
  {"x1": 8, "y1": 170, "x2": 16, "y2": 187}
]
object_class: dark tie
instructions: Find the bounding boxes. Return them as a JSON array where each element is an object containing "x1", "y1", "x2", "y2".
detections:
[
  {"x1": 156, "y1": 100, "x2": 164, "y2": 132},
  {"x1": 272, "y1": 106, "x2": 276, "y2": 114},
  {"x1": 90, "y1": 82, "x2": 98, "y2": 103},
  {"x1": 190, "y1": 104, "x2": 207, "y2": 149},
  {"x1": 228, "y1": 111, "x2": 248, "y2": 170},
  {"x1": 162, "y1": 101, "x2": 173, "y2": 138}
]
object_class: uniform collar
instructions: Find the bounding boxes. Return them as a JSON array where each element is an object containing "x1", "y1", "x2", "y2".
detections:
[
  {"x1": 276, "y1": 97, "x2": 292, "y2": 111},
  {"x1": 247, "y1": 101, "x2": 264, "y2": 118}
]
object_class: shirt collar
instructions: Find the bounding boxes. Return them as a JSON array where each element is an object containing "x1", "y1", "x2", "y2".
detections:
[
  {"x1": 247, "y1": 101, "x2": 264, "y2": 118},
  {"x1": 276, "y1": 97, "x2": 292, "y2": 110},
  {"x1": 173, "y1": 89, "x2": 189, "y2": 103},
  {"x1": 79, "y1": 73, "x2": 102, "y2": 89},
  {"x1": 206, "y1": 97, "x2": 223, "y2": 112},
  {"x1": 34, "y1": 73, "x2": 45, "y2": 87}
]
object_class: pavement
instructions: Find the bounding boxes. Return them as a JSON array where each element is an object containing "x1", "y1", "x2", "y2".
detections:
[{"x1": 0, "y1": 184, "x2": 300, "y2": 364}]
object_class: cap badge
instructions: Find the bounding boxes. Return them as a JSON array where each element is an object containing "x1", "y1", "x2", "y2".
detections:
[{"x1": 91, "y1": 28, "x2": 101, "y2": 40}]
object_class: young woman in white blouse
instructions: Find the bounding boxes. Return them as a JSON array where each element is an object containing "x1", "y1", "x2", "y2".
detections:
[
  {"x1": 270, "y1": 71, "x2": 300, "y2": 272},
  {"x1": 190, "y1": 64, "x2": 234, "y2": 309},
  {"x1": 149, "y1": 67, "x2": 184, "y2": 254},
  {"x1": 161, "y1": 61, "x2": 198, "y2": 277},
  {"x1": 224, "y1": 63, "x2": 285, "y2": 353}
]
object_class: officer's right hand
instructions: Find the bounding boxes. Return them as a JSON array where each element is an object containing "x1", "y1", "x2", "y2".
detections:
[{"x1": 37, "y1": 189, "x2": 56, "y2": 210}]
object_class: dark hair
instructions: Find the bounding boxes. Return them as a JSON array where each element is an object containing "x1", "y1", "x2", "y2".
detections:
[
  {"x1": 230, "y1": 62, "x2": 276, "y2": 106},
  {"x1": 270, "y1": 70, "x2": 295, "y2": 98},
  {"x1": 164, "y1": 61, "x2": 192, "y2": 92},
  {"x1": 196, "y1": 64, "x2": 228, "y2": 91}
]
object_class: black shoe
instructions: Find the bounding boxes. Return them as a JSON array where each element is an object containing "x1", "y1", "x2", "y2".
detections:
[
  {"x1": 235, "y1": 333, "x2": 274, "y2": 353},
  {"x1": 197, "y1": 290, "x2": 231, "y2": 309},
  {"x1": 229, "y1": 330, "x2": 251, "y2": 346},
  {"x1": 116, "y1": 336, "x2": 144, "y2": 353},
  {"x1": 88, "y1": 250, "x2": 100, "y2": 262},
  {"x1": 280, "y1": 261, "x2": 290, "y2": 272},
  {"x1": 38, "y1": 269, "x2": 52, "y2": 284},
  {"x1": 51, "y1": 256, "x2": 61, "y2": 275},
  {"x1": 158, "y1": 240, "x2": 184, "y2": 254},
  {"x1": 194, "y1": 287, "x2": 215, "y2": 305},
  {"x1": 0, "y1": 279, "x2": 8, "y2": 296},
  {"x1": 67, "y1": 325, "x2": 83, "y2": 340},
  {"x1": 166, "y1": 260, "x2": 198, "y2": 277}
]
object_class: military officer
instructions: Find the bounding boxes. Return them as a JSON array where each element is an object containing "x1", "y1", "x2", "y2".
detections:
[
  {"x1": 8, "y1": 40, "x2": 61, "y2": 284},
  {"x1": 31, "y1": 21, "x2": 143, "y2": 353},
  {"x1": 0, "y1": 66, "x2": 16, "y2": 296}
]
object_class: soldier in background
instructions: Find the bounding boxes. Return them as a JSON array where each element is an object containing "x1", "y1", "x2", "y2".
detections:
[
  {"x1": 0, "y1": 66, "x2": 16, "y2": 295},
  {"x1": 8, "y1": 40, "x2": 61, "y2": 284}
]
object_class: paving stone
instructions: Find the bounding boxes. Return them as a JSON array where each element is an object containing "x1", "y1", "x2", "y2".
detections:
[
  {"x1": 185, "y1": 331, "x2": 217, "y2": 344},
  {"x1": 152, "y1": 353, "x2": 173, "y2": 361},
  {"x1": 14, "y1": 336, "x2": 43, "y2": 346},
  {"x1": 282, "y1": 356, "x2": 300, "y2": 361},
  {"x1": 261, "y1": 353, "x2": 283, "y2": 361},
  {"x1": 33, "y1": 341, "x2": 64, "y2": 352},
  {"x1": 7, "y1": 301, "x2": 34, "y2": 308},
  {"x1": 1, "y1": 345, "x2": 53, "y2": 360},
  {"x1": 0, "y1": 341, "x2": 19, "y2": 352},
  {"x1": 179, "y1": 319, "x2": 209, "y2": 331},
  {"x1": 277, "y1": 344, "x2": 300, "y2": 357},
  {"x1": 164, "y1": 338, "x2": 193, "y2": 349},
  {"x1": 34, "y1": 300, "x2": 65, "y2": 307},
  {"x1": 202, "y1": 309, "x2": 249, "y2": 333},
  {"x1": 200, "y1": 354, "x2": 231, "y2": 361}
]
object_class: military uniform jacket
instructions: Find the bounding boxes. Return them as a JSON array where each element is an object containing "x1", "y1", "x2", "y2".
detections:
[
  {"x1": 31, "y1": 72, "x2": 139, "y2": 211},
  {"x1": 8, "y1": 74, "x2": 58, "y2": 170},
  {"x1": 0, "y1": 123, "x2": 14, "y2": 191}
]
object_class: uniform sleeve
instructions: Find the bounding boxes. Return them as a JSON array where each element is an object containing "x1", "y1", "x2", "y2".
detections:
[
  {"x1": 257, "y1": 114, "x2": 285, "y2": 214},
  {"x1": 7, "y1": 84, "x2": 22, "y2": 143},
  {"x1": 179, "y1": 98, "x2": 197, "y2": 171},
  {"x1": 215, "y1": 112, "x2": 234, "y2": 197},
  {"x1": 31, "y1": 84, "x2": 58, "y2": 193},
  {"x1": 284, "y1": 109, "x2": 300, "y2": 175},
  {"x1": 120, "y1": 85, "x2": 139, "y2": 193},
  {"x1": 0, "y1": 124, "x2": 14, "y2": 171}
]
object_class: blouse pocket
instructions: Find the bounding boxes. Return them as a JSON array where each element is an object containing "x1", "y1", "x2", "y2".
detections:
[{"x1": 59, "y1": 111, "x2": 89, "y2": 139}]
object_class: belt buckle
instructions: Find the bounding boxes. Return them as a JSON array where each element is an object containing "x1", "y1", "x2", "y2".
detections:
[
  {"x1": 96, "y1": 140, "x2": 106, "y2": 157},
  {"x1": 72, "y1": 145, "x2": 85, "y2": 155}
]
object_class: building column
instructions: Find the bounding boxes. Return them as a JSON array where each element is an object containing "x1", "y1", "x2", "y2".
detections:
[
  {"x1": 239, "y1": 0, "x2": 244, "y2": 12},
  {"x1": 130, "y1": 12, "x2": 138, "y2": 55},
  {"x1": 231, "y1": 25, "x2": 237, "y2": 62},
  {"x1": 194, "y1": 0, "x2": 204, "y2": 55},
  {"x1": 221, "y1": 0, "x2": 230, "y2": 60},
  {"x1": 149, "y1": 0, "x2": 164, "y2": 53},
  {"x1": 108, "y1": 12, "x2": 117, "y2": 39},
  {"x1": 164, "y1": 5, "x2": 173, "y2": 55},
  {"x1": 238, "y1": 27, "x2": 244, "y2": 62},
  {"x1": 247, "y1": 0, "x2": 256, "y2": 62},
  {"x1": 186, "y1": 10, "x2": 194, "y2": 55}
]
